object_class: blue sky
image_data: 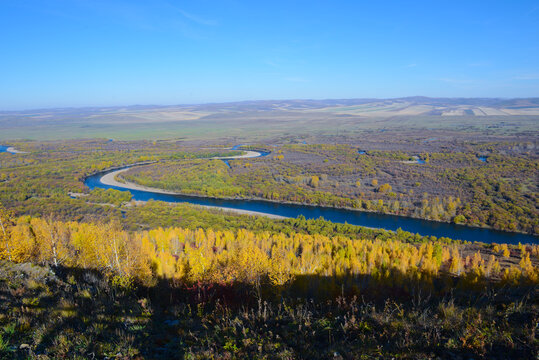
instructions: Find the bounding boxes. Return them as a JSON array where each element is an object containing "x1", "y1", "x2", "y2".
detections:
[{"x1": 1, "y1": 0, "x2": 538, "y2": 110}]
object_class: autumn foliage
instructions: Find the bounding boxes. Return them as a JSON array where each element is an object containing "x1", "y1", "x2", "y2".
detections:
[{"x1": 1, "y1": 213, "x2": 537, "y2": 294}]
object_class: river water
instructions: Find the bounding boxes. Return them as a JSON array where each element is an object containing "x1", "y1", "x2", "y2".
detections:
[{"x1": 85, "y1": 164, "x2": 538, "y2": 245}]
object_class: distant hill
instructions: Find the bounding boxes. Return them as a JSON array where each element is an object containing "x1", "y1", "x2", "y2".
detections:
[
  {"x1": 2, "y1": 96, "x2": 539, "y2": 115},
  {"x1": 1, "y1": 97, "x2": 538, "y2": 140}
]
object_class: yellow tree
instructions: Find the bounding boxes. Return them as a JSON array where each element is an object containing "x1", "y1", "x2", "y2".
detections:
[
  {"x1": 449, "y1": 247, "x2": 463, "y2": 275},
  {"x1": 485, "y1": 254, "x2": 499, "y2": 278},
  {"x1": 377, "y1": 183, "x2": 392, "y2": 193},
  {"x1": 70, "y1": 222, "x2": 105, "y2": 268},
  {"x1": 185, "y1": 243, "x2": 212, "y2": 282},
  {"x1": 30, "y1": 217, "x2": 73, "y2": 267},
  {"x1": 501, "y1": 244, "x2": 510, "y2": 258},
  {"x1": 9, "y1": 217, "x2": 38, "y2": 262},
  {"x1": 104, "y1": 221, "x2": 126, "y2": 274},
  {"x1": 520, "y1": 252, "x2": 534, "y2": 274},
  {"x1": 0, "y1": 204, "x2": 14, "y2": 261}
]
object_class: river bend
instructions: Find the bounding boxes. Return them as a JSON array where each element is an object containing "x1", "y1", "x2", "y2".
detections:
[{"x1": 84, "y1": 148, "x2": 538, "y2": 244}]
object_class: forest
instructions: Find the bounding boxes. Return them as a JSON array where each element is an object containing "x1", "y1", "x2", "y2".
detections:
[
  {"x1": 0, "y1": 208, "x2": 538, "y2": 358},
  {"x1": 4, "y1": 212, "x2": 537, "y2": 287}
]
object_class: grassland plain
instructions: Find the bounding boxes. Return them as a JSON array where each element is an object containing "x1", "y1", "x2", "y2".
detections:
[{"x1": 1, "y1": 97, "x2": 539, "y2": 141}]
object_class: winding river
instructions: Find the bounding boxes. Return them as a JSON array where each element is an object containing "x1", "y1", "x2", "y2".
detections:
[{"x1": 85, "y1": 148, "x2": 538, "y2": 245}]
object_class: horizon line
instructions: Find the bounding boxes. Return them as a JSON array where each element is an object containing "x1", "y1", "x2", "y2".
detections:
[{"x1": 2, "y1": 95, "x2": 539, "y2": 113}]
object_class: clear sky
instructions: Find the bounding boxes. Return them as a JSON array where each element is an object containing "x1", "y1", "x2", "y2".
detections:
[{"x1": 1, "y1": 0, "x2": 538, "y2": 110}]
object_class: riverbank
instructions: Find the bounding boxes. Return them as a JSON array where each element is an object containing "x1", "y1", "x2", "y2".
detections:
[
  {"x1": 128, "y1": 200, "x2": 287, "y2": 219},
  {"x1": 98, "y1": 149, "x2": 288, "y2": 219},
  {"x1": 100, "y1": 148, "x2": 264, "y2": 193},
  {"x1": 211, "y1": 150, "x2": 262, "y2": 159},
  {"x1": 7, "y1": 147, "x2": 26, "y2": 154},
  {"x1": 102, "y1": 169, "x2": 288, "y2": 219},
  {"x1": 101, "y1": 168, "x2": 175, "y2": 194},
  {"x1": 0, "y1": 145, "x2": 26, "y2": 154}
]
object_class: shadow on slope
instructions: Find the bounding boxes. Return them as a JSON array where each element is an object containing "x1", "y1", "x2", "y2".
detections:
[{"x1": 0, "y1": 262, "x2": 536, "y2": 359}]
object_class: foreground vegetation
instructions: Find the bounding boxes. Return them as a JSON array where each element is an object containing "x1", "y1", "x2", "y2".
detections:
[
  {"x1": 1, "y1": 261, "x2": 537, "y2": 359},
  {"x1": 0, "y1": 212, "x2": 538, "y2": 359}
]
